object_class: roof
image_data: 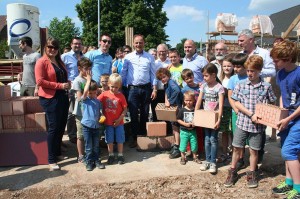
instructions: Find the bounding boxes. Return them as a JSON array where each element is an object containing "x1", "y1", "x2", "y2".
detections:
[{"x1": 0, "y1": 15, "x2": 7, "y2": 32}]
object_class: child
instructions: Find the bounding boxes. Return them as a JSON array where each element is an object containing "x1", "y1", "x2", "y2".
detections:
[
  {"x1": 81, "y1": 70, "x2": 105, "y2": 171},
  {"x1": 217, "y1": 54, "x2": 235, "y2": 163},
  {"x1": 177, "y1": 90, "x2": 201, "y2": 165},
  {"x1": 195, "y1": 63, "x2": 224, "y2": 173},
  {"x1": 99, "y1": 73, "x2": 110, "y2": 93},
  {"x1": 224, "y1": 55, "x2": 276, "y2": 188},
  {"x1": 112, "y1": 47, "x2": 124, "y2": 74},
  {"x1": 72, "y1": 57, "x2": 91, "y2": 163},
  {"x1": 270, "y1": 40, "x2": 300, "y2": 198},
  {"x1": 156, "y1": 68, "x2": 183, "y2": 159},
  {"x1": 168, "y1": 48, "x2": 183, "y2": 87},
  {"x1": 97, "y1": 73, "x2": 127, "y2": 165},
  {"x1": 227, "y1": 53, "x2": 248, "y2": 169}
]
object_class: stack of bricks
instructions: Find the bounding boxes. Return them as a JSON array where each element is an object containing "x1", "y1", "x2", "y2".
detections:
[
  {"x1": 0, "y1": 85, "x2": 46, "y2": 133},
  {"x1": 137, "y1": 121, "x2": 174, "y2": 151},
  {"x1": 255, "y1": 103, "x2": 289, "y2": 130}
]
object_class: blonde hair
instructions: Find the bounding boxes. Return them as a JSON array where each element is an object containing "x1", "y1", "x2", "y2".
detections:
[
  {"x1": 183, "y1": 90, "x2": 195, "y2": 100},
  {"x1": 109, "y1": 73, "x2": 122, "y2": 86}
]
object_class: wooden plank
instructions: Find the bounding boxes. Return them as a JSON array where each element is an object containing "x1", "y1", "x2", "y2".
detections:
[{"x1": 282, "y1": 14, "x2": 300, "y2": 39}]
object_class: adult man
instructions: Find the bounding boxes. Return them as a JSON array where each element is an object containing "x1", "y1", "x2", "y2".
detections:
[
  {"x1": 151, "y1": 44, "x2": 171, "y2": 122},
  {"x1": 211, "y1": 42, "x2": 228, "y2": 78},
  {"x1": 18, "y1": 36, "x2": 41, "y2": 96},
  {"x1": 238, "y1": 29, "x2": 276, "y2": 80},
  {"x1": 121, "y1": 34, "x2": 157, "y2": 148},
  {"x1": 61, "y1": 36, "x2": 84, "y2": 143},
  {"x1": 182, "y1": 40, "x2": 208, "y2": 85},
  {"x1": 85, "y1": 33, "x2": 113, "y2": 85}
]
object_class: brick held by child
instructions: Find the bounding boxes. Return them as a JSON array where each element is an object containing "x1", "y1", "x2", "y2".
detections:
[{"x1": 224, "y1": 55, "x2": 276, "y2": 188}]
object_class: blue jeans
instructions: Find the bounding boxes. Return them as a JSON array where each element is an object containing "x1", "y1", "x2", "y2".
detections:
[
  {"x1": 39, "y1": 92, "x2": 69, "y2": 164},
  {"x1": 83, "y1": 125, "x2": 100, "y2": 163},
  {"x1": 127, "y1": 85, "x2": 152, "y2": 139},
  {"x1": 204, "y1": 128, "x2": 218, "y2": 164}
]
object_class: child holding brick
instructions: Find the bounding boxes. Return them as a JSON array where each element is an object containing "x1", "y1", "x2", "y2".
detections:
[
  {"x1": 224, "y1": 55, "x2": 276, "y2": 188},
  {"x1": 156, "y1": 67, "x2": 183, "y2": 159},
  {"x1": 270, "y1": 40, "x2": 300, "y2": 198},
  {"x1": 97, "y1": 73, "x2": 127, "y2": 165},
  {"x1": 168, "y1": 48, "x2": 183, "y2": 87},
  {"x1": 81, "y1": 70, "x2": 105, "y2": 171},
  {"x1": 177, "y1": 90, "x2": 201, "y2": 165},
  {"x1": 72, "y1": 57, "x2": 91, "y2": 163},
  {"x1": 195, "y1": 63, "x2": 224, "y2": 173}
]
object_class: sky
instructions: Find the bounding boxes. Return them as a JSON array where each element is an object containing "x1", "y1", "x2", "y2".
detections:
[{"x1": 0, "y1": 0, "x2": 299, "y2": 47}]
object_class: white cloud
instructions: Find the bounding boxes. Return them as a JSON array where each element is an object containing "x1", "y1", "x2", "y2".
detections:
[
  {"x1": 164, "y1": 5, "x2": 205, "y2": 21},
  {"x1": 248, "y1": 0, "x2": 299, "y2": 12}
]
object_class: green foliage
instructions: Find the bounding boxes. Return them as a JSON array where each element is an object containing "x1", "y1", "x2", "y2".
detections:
[
  {"x1": 0, "y1": 40, "x2": 9, "y2": 59},
  {"x1": 76, "y1": 0, "x2": 168, "y2": 57},
  {"x1": 48, "y1": 17, "x2": 81, "y2": 53},
  {"x1": 175, "y1": 38, "x2": 205, "y2": 58}
]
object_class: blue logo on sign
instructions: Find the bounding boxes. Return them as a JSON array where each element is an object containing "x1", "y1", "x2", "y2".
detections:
[{"x1": 9, "y1": 18, "x2": 32, "y2": 37}]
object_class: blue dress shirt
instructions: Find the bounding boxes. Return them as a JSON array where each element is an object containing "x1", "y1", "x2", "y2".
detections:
[
  {"x1": 183, "y1": 53, "x2": 208, "y2": 84},
  {"x1": 61, "y1": 50, "x2": 82, "y2": 81}
]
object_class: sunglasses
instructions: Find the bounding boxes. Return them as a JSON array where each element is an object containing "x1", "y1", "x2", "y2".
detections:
[
  {"x1": 102, "y1": 40, "x2": 111, "y2": 44},
  {"x1": 47, "y1": 45, "x2": 59, "y2": 50}
]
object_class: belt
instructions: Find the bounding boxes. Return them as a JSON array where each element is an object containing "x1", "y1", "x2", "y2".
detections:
[{"x1": 128, "y1": 83, "x2": 151, "y2": 89}]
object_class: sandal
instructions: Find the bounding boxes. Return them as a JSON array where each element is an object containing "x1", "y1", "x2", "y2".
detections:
[
  {"x1": 217, "y1": 154, "x2": 228, "y2": 163},
  {"x1": 193, "y1": 158, "x2": 202, "y2": 164},
  {"x1": 180, "y1": 158, "x2": 186, "y2": 165}
]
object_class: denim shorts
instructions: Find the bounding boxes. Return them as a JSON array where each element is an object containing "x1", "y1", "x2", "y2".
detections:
[
  {"x1": 105, "y1": 125, "x2": 125, "y2": 144},
  {"x1": 232, "y1": 127, "x2": 262, "y2": 150}
]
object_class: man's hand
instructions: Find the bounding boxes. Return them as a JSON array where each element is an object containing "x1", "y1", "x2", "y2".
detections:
[
  {"x1": 277, "y1": 118, "x2": 289, "y2": 131},
  {"x1": 151, "y1": 90, "x2": 157, "y2": 100}
]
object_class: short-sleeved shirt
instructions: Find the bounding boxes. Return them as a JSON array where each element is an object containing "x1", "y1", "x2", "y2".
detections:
[
  {"x1": 81, "y1": 96, "x2": 101, "y2": 129},
  {"x1": 170, "y1": 64, "x2": 183, "y2": 87},
  {"x1": 165, "y1": 79, "x2": 182, "y2": 107},
  {"x1": 97, "y1": 91, "x2": 127, "y2": 126},
  {"x1": 177, "y1": 107, "x2": 195, "y2": 131},
  {"x1": 276, "y1": 66, "x2": 300, "y2": 117},
  {"x1": 227, "y1": 74, "x2": 248, "y2": 91},
  {"x1": 181, "y1": 84, "x2": 200, "y2": 104},
  {"x1": 72, "y1": 76, "x2": 86, "y2": 116},
  {"x1": 231, "y1": 78, "x2": 277, "y2": 133},
  {"x1": 183, "y1": 53, "x2": 208, "y2": 84},
  {"x1": 61, "y1": 50, "x2": 83, "y2": 81},
  {"x1": 154, "y1": 58, "x2": 171, "y2": 90},
  {"x1": 22, "y1": 52, "x2": 41, "y2": 87},
  {"x1": 200, "y1": 82, "x2": 224, "y2": 111}
]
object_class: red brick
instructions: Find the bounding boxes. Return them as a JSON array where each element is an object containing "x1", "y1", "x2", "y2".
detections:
[
  {"x1": 2, "y1": 129, "x2": 25, "y2": 133},
  {"x1": 35, "y1": 113, "x2": 47, "y2": 130},
  {"x1": 24, "y1": 97, "x2": 44, "y2": 113},
  {"x1": 155, "y1": 103, "x2": 178, "y2": 122},
  {"x1": 137, "y1": 136, "x2": 157, "y2": 151},
  {"x1": 0, "y1": 116, "x2": 2, "y2": 129},
  {"x1": 157, "y1": 136, "x2": 174, "y2": 150},
  {"x1": 0, "y1": 86, "x2": 11, "y2": 101},
  {"x1": 13, "y1": 100, "x2": 26, "y2": 115},
  {"x1": 25, "y1": 114, "x2": 36, "y2": 128},
  {"x1": 2, "y1": 115, "x2": 25, "y2": 129},
  {"x1": 146, "y1": 122, "x2": 167, "y2": 137},
  {"x1": 193, "y1": 110, "x2": 219, "y2": 129},
  {"x1": 0, "y1": 101, "x2": 13, "y2": 115}
]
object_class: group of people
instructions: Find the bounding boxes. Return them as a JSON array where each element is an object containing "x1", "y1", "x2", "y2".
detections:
[{"x1": 16, "y1": 28, "x2": 299, "y2": 198}]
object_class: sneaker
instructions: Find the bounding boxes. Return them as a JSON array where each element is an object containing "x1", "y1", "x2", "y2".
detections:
[
  {"x1": 169, "y1": 147, "x2": 181, "y2": 159},
  {"x1": 117, "y1": 156, "x2": 125, "y2": 165},
  {"x1": 246, "y1": 170, "x2": 258, "y2": 188},
  {"x1": 286, "y1": 189, "x2": 300, "y2": 199},
  {"x1": 107, "y1": 155, "x2": 115, "y2": 165},
  {"x1": 236, "y1": 158, "x2": 246, "y2": 170},
  {"x1": 180, "y1": 157, "x2": 186, "y2": 165},
  {"x1": 200, "y1": 162, "x2": 210, "y2": 171},
  {"x1": 49, "y1": 163, "x2": 60, "y2": 171},
  {"x1": 193, "y1": 158, "x2": 201, "y2": 164},
  {"x1": 224, "y1": 168, "x2": 238, "y2": 187},
  {"x1": 95, "y1": 161, "x2": 105, "y2": 169},
  {"x1": 217, "y1": 154, "x2": 228, "y2": 163},
  {"x1": 168, "y1": 145, "x2": 175, "y2": 154},
  {"x1": 209, "y1": 163, "x2": 217, "y2": 173},
  {"x1": 272, "y1": 181, "x2": 293, "y2": 195},
  {"x1": 86, "y1": 162, "x2": 94, "y2": 171}
]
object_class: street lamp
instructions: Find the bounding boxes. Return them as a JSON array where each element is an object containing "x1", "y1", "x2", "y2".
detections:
[{"x1": 98, "y1": 0, "x2": 101, "y2": 47}]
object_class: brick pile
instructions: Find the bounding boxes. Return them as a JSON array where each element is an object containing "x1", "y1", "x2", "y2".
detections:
[{"x1": 0, "y1": 85, "x2": 46, "y2": 133}]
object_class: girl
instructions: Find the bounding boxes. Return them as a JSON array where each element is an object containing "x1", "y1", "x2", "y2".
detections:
[
  {"x1": 195, "y1": 63, "x2": 224, "y2": 173},
  {"x1": 217, "y1": 54, "x2": 235, "y2": 163}
]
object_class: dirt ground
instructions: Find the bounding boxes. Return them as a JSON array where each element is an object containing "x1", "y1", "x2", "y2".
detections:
[{"x1": 0, "y1": 130, "x2": 286, "y2": 199}]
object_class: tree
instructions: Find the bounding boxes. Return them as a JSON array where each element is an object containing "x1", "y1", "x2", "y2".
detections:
[
  {"x1": 0, "y1": 40, "x2": 9, "y2": 59},
  {"x1": 175, "y1": 38, "x2": 205, "y2": 58},
  {"x1": 48, "y1": 17, "x2": 80, "y2": 53},
  {"x1": 76, "y1": 0, "x2": 168, "y2": 57}
]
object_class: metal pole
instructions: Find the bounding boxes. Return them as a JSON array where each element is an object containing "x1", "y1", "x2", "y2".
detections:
[{"x1": 98, "y1": 0, "x2": 100, "y2": 47}]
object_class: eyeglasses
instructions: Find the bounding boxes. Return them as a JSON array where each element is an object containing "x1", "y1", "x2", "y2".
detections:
[
  {"x1": 102, "y1": 40, "x2": 111, "y2": 44},
  {"x1": 47, "y1": 45, "x2": 59, "y2": 50}
]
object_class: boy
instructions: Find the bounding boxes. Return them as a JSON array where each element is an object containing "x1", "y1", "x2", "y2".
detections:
[
  {"x1": 227, "y1": 53, "x2": 248, "y2": 168},
  {"x1": 72, "y1": 57, "x2": 91, "y2": 163},
  {"x1": 97, "y1": 73, "x2": 127, "y2": 165},
  {"x1": 99, "y1": 73, "x2": 110, "y2": 93},
  {"x1": 168, "y1": 48, "x2": 183, "y2": 87},
  {"x1": 270, "y1": 40, "x2": 300, "y2": 198},
  {"x1": 177, "y1": 90, "x2": 201, "y2": 165},
  {"x1": 81, "y1": 70, "x2": 105, "y2": 171},
  {"x1": 224, "y1": 55, "x2": 276, "y2": 188},
  {"x1": 156, "y1": 68, "x2": 183, "y2": 159}
]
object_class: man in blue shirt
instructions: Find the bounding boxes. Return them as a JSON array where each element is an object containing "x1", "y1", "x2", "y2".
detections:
[
  {"x1": 61, "y1": 36, "x2": 84, "y2": 143},
  {"x1": 84, "y1": 34, "x2": 113, "y2": 85},
  {"x1": 121, "y1": 34, "x2": 157, "y2": 148}
]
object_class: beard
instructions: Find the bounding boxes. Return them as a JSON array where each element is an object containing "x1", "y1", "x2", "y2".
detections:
[{"x1": 215, "y1": 54, "x2": 224, "y2": 60}]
